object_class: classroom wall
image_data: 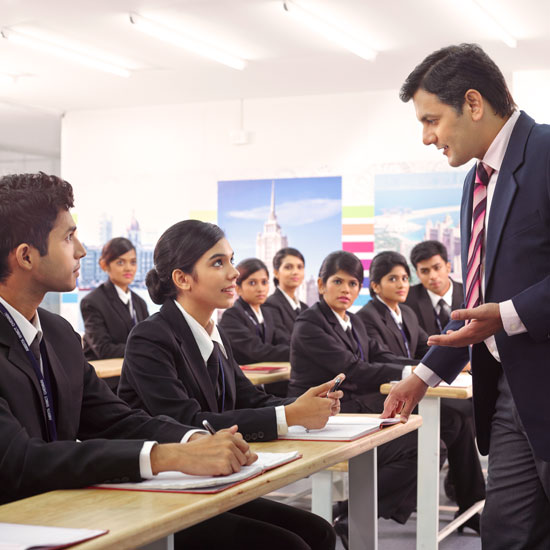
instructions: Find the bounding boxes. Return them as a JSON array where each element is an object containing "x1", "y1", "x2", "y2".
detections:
[{"x1": 60, "y1": 89, "x2": 451, "y2": 246}]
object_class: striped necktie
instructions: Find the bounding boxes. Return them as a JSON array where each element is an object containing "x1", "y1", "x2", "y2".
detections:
[{"x1": 465, "y1": 162, "x2": 494, "y2": 309}]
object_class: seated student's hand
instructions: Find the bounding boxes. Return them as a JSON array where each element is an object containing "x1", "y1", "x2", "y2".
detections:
[
  {"x1": 285, "y1": 375, "x2": 345, "y2": 430},
  {"x1": 151, "y1": 425, "x2": 258, "y2": 476},
  {"x1": 380, "y1": 373, "x2": 428, "y2": 423}
]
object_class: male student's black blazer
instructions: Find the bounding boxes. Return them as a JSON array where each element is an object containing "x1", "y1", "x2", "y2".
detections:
[
  {"x1": 356, "y1": 299, "x2": 430, "y2": 360},
  {"x1": 81, "y1": 280, "x2": 149, "y2": 360},
  {"x1": 118, "y1": 299, "x2": 295, "y2": 442},
  {"x1": 405, "y1": 279, "x2": 464, "y2": 337},
  {"x1": 263, "y1": 288, "x2": 308, "y2": 340},
  {"x1": 0, "y1": 307, "x2": 191, "y2": 505},
  {"x1": 219, "y1": 297, "x2": 289, "y2": 365},
  {"x1": 288, "y1": 299, "x2": 409, "y2": 413}
]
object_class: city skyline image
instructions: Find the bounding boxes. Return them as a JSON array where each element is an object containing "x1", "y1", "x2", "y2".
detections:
[{"x1": 218, "y1": 176, "x2": 342, "y2": 305}]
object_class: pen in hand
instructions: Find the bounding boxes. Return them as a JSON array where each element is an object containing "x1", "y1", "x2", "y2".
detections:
[{"x1": 202, "y1": 419, "x2": 217, "y2": 435}]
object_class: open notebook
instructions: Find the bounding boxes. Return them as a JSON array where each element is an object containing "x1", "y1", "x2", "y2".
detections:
[
  {"x1": 0, "y1": 523, "x2": 107, "y2": 550},
  {"x1": 94, "y1": 451, "x2": 300, "y2": 494},
  {"x1": 279, "y1": 415, "x2": 402, "y2": 442}
]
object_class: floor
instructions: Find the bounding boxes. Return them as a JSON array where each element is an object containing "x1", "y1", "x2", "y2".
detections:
[{"x1": 268, "y1": 459, "x2": 486, "y2": 550}]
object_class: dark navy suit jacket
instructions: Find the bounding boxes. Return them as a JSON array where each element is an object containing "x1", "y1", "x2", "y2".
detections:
[{"x1": 421, "y1": 111, "x2": 550, "y2": 459}]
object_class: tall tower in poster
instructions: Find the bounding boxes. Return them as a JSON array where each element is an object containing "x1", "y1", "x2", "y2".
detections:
[{"x1": 256, "y1": 181, "x2": 288, "y2": 271}]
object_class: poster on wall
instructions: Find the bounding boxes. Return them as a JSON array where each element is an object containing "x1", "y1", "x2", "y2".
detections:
[
  {"x1": 217, "y1": 176, "x2": 342, "y2": 306},
  {"x1": 374, "y1": 171, "x2": 466, "y2": 282}
]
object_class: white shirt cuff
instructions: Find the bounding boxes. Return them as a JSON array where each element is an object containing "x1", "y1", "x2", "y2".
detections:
[
  {"x1": 500, "y1": 300, "x2": 527, "y2": 336},
  {"x1": 413, "y1": 363, "x2": 442, "y2": 387},
  {"x1": 276, "y1": 405, "x2": 289, "y2": 436},
  {"x1": 139, "y1": 440, "x2": 157, "y2": 479},
  {"x1": 181, "y1": 429, "x2": 208, "y2": 443}
]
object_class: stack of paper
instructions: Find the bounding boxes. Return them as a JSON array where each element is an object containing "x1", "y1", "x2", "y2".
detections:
[
  {"x1": 0, "y1": 523, "x2": 107, "y2": 550},
  {"x1": 95, "y1": 451, "x2": 300, "y2": 494},
  {"x1": 279, "y1": 415, "x2": 402, "y2": 441}
]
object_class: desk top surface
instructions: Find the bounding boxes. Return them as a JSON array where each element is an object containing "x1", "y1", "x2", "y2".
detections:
[
  {"x1": 380, "y1": 382, "x2": 473, "y2": 399},
  {"x1": 0, "y1": 414, "x2": 421, "y2": 550}
]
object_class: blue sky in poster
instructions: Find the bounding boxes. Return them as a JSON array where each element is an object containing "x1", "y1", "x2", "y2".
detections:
[{"x1": 218, "y1": 177, "x2": 342, "y2": 281}]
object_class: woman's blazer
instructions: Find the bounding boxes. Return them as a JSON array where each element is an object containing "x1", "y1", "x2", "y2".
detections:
[
  {"x1": 263, "y1": 288, "x2": 308, "y2": 339},
  {"x1": 288, "y1": 299, "x2": 409, "y2": 413},
  {"x1": 118, "y1": 299, "x2": 294, "y2": 442},
  {"x1": 81, "y1": 280, "x2": 149, "y2": 360},
  {"x1": 356, "y1": 299, "x2": 430, "y2": 361},
  {"x1": 219, "y1": 297, "x2": 290, "y2": 365}
]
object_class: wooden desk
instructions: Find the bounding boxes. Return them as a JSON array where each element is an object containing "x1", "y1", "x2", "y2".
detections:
[
  {"x1": 89, "y1": 358, "x2": 123, "y2": 379},
  {"x1": 240, "y1": 362, "x2": 291, "y2": 385},
  {"x1": 380, "y1": 382, "x2": 481, "y2": 550},
  {"x1": 0, "y1": 415, "x2": 421, "y2": 550}
]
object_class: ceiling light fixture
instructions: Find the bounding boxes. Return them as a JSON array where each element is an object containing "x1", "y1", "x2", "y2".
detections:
[
  {"x1": 129, "y1": 13, "x2": 247, "y2": 71},
  {"x1": 283, "y1": 1, "x2": 377, "y2": 61},
  {"x1": 1, "y1": 28, "x2": 131, "y2": 77},
  {"x1": 459, "y1": 0, "x2": 517, "y2": 48}
]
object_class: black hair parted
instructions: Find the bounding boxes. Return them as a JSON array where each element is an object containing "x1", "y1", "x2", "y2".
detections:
[
  {"x1": 146, "y1": 220, "x2": 225, "y2": 304},
  {"x1": 236, "y1": 258, "x2": 269, "y2": 286},
  {"x1": 369, "y1": 251, "x2": 411, "y2": 297},
  {"x1": 100, "y1": 237, "x2": 136, "y2": 266},
  {"x1": 400, "y1": 43, "x2": 516, "y2": 118},
  {"x1": 0, "y1": 172, "x2": 74, "y2": 283},
  {"x1": 318, "y1": 250, "x2": 364, "y2": 286},
  {"x1": 272, "y1": 247, "x2": 305, "y2": 287},
  {"x1": 410, "y1": 240, "x2": 449, "y2": 268}
]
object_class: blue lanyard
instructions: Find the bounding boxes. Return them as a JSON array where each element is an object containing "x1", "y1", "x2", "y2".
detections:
[
  {"x1": 244, "y1": 311, "x2": 264, "y2": 340},
  {"x1": 0, "y1": 303, "x2": 58, "y2": 441},
  {"x1": 397, "y1": 322, "x2": 412, "y2": 359}
]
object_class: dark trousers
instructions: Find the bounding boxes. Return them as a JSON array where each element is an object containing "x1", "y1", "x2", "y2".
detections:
[
  {"x1": 174, "y1": 497, "x2": 336, "y2": 550},
  {"x1": 481, "y1": 371, "x2": 550, "y2": 549},
  {"x1": 440, "y1": 398, "x2": 486, "y2": 510}
]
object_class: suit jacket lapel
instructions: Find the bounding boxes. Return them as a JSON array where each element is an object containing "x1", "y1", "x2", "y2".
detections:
[
  {"x1": 160, "y1": 301, "x2": 219, "y2": 413},
  {"x1": 319, "y1": 299, "x2": 356, "y2": 353},
  {"x1": 451, "y1": 279, "x2": 464, "y2": 310},
  {"x1": 485, "y1": 112, "x2": 533, "y2": 294},
  {"x1": 373, "y1": 300, "x2": 407, "y2": 356},
  {"x1": 105, "y1": 281, "x2": 134, "y2": 332},
  {"x1": 401, "y1": 307, "x2": 418, "y2": 358},
  {"x1": 417, "y1": 288, "x2": 437, "y2": 334},
  {"x1": 460, "y1": 166, "x2": 477, "y2": 285}
]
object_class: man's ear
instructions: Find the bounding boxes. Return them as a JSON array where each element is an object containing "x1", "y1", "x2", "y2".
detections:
[
  {"x1": 464, "y1": 89, "x2": 484, "y2": 121},
  {"x1": 172, "y1": 268, "x2": 193, "y2": 291},
  {"x1": 13, "y1": 243, "x2": 35, "y2": 272}
]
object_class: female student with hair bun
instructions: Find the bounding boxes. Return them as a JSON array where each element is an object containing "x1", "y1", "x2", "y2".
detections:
[
  {"x1": 219, "y1": 258, "x2": 289, "y2": 365},
  {"x1": 263, "y1": 247, "x2": 308, "y2": 339},
  {"x1": 356, "y1": 251, "x2": 485, "y2": 534},
  {"x1": 81, "y1": 237, "x2": 148, "y2": 360},
  {"x1": 118, "y1": 220, "x2": 341, "y2": 550},
  {"x1": 288, "y1": 250, "x2": 422, "y2": 544}
]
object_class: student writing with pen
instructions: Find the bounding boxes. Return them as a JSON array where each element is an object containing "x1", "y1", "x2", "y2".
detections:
[{"x1": 118, "y1": 219, "x2": 343, "y2": 549}]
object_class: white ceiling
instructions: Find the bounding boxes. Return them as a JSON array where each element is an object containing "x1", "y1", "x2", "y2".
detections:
[{"x1": 0, "y1": 0, "x2": 549, "y2": 155}]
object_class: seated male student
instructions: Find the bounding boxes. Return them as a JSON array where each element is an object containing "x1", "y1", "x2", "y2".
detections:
[
  {"x1": 405, "y1": 240, "x2": 464, "y2": 336},
  {"x1": 0, "y1": 173, "x2": 334, "y2": 550}
]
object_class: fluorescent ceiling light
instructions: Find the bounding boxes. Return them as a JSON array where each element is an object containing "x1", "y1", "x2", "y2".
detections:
[
  {"x1": 283, "y1": 1, "x2": 377, "y2": 61},
  {"x1": 1, "y1": 28, "x2": 132, "y2": 77},
  {"x1": 129, "y1": 13, "x2": 247, "y2": 71},
  {"x1": 459, "y1": 0, "x2": 517, "y2": 48}
]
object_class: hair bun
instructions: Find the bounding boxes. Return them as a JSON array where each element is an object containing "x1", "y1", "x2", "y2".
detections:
[{"x1": 146, "y1": 268, "x2": 169, "y2": 305}]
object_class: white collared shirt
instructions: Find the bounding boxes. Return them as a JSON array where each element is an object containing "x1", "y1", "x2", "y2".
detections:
[
  {"x1": 279, "y1": 288, "x2": 301, "y2": 311},
  {"x1": 426, "y1": 280, "x2": 453, "y2": 313},
  {"x1": 376, "y1": 295, "x2": 404, "y2": 326},
  {"x1": 173, "y1": 300, "x2": 288, "y2": 434},
  {"x1": 330, "y1": 306, "x2": 352, "y2": 332},
  {"x1": 250, "y1": 306, "x2": 264, "y2": 325}
]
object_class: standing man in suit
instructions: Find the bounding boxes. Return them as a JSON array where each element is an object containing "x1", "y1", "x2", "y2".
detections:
[
  {"x1": 382, "y1": 44, "x2": 550, "y2": 548},
  {"x1": 406, "y1": 240, "x2": 464, "y2": 336}
]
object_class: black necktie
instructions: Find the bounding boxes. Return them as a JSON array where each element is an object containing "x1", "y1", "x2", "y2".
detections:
[
  {"x1": 206, "y1": 342, "x2": 221, "y2": 394},
  {"x1": 437, "y1": 298, "x2": 451, "y2": 331},
  {"x1": 30, "y1": 335, "x2": 41, "y2": 363}
]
